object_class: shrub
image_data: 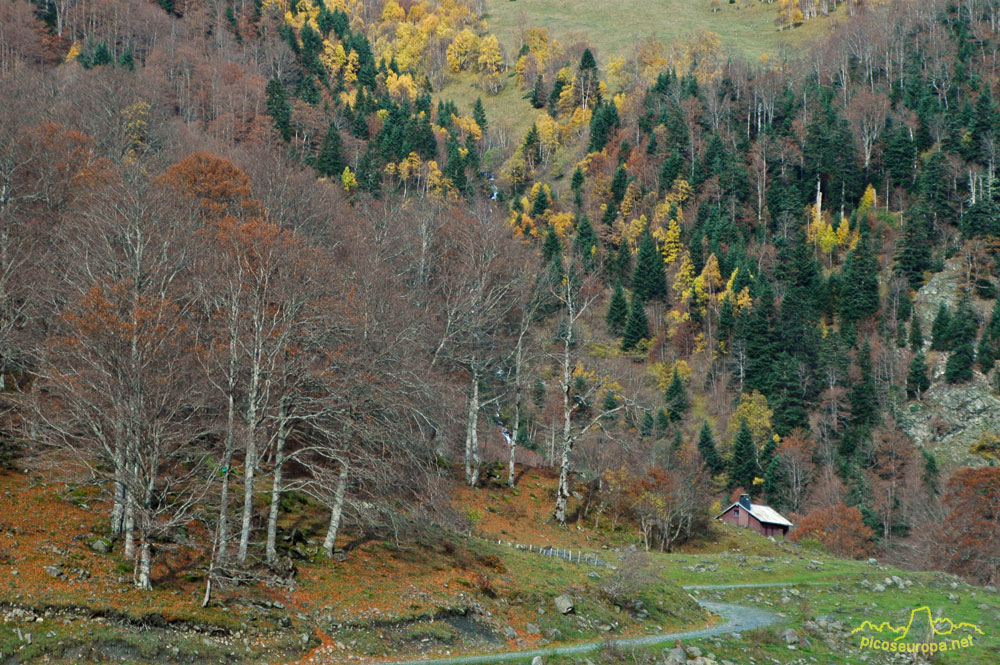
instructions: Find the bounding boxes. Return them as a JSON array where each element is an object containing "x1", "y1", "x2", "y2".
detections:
[{"x1": 789, "y1": 504, "x2": 874, "y2": 559}]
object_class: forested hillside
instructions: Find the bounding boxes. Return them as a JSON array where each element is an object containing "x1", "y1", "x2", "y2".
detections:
[{"x1": 1, "y1": 0, "x2": 999, "y2": 634}]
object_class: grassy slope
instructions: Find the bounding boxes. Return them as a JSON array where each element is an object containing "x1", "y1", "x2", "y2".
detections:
[
  {"x1": 481, "y1": 0, "x2": 836, "y2": 62},
  {"x1": 4, "y1": 467, "x2": 998, "y2": 664}
]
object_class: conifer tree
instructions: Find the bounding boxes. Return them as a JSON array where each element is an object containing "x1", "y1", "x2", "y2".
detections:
[
  {"x1": 697, "y1": 421, "x2": 723, "y2": 475},
  {"x1": 931, "y1": 303, "x2": 952, "y2": 351},
  {"x1": 664, "y1": 368, "x2": 689, "y2": 421},
  {"x1": 978, "y1": 300, "x2": 1000, "y2": 372},
  {"x1": 613, "y1": 241, "x2": 631, "y2": 283},
  {"x1": 605, "y1": 281, "x2": 628, "y2": 335},
  {"x1": 530, "y1": 75, "x2": 545, "y2": 109},
  {"x1": 632, "y1": 228, "x2": 667, "y2": 301},
  {"x1": 672, "y1": 428, "x2": 683, "y2": 452},
  {"x1": 656, "y1": 408, "x2": 671, "y2": 434},
  {"x1": 542, "y1": 227, "x2": 561, "y2": 264},
  {"x1": 641, "y1": 411, "x2": 655, "y2": 437},
  {"x1": 839, "y1": 234, "x2": 879, "y2": 324},
  {"x1": 571, "y1": 167, "x2": 585, "y2": 208},
  {"x1": 729, "y1": 417, "x2": 759, "y2": 491},
  {"x1": 316, "y1": 123, "x2": 345, "y2": 177},
  {"x1": 532, "y1": 186, "x2": 549, "y2": 217},
  {"x1": 948, "y1": 291, "x2": 979, "y2": 345},
  {"x1": 265, "y1": 78, "x2": 292, "y2": 141},
  {"x1": 946, "y1": 340, "x2": 975, "y2": 383},
  {"x1": 895, "y1": 210, "x2": 932, "y2": 288},
  {"x1": 610, "y1": 165, "x2": 628, "y2": 205},
  {"x1": 909, "y1": 314, "x2": 924, "y2": 351},
  {"x1": 574, "y1": 215, "x2": 597, "y2": 268},
  {"x1": 621, "y1": 296, "x2": 649, "y2": 351},
  {"x1": 763, "y1": 455, "x2": 790, "y2": 511},
  {"x1": 472, "y1": 97, "x2": 488, "y2": 134},
  {"x1": 907, "y1": 350, "x2": 931, "y2": 399}
]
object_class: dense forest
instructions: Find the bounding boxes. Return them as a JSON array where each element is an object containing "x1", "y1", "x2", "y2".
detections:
[{"x1": 1, "y1": 0, "x2": 999, "y2": 602}]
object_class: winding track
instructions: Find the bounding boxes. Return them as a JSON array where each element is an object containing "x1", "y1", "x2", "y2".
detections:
[{"x1": 374, "y1": 583, "x2": 791, "y2": 665}]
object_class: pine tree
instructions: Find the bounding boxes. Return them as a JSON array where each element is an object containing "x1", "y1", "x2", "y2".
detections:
[
  {"x1": 664, "y1": 368, "x2": 689, "y2": 421},
  {"x1": 472, "y1": 97, "x2": 488, "y2": 134},
  {"x1": 542, "y1": 227, "x2": 562, "y2": 264},
  {"x1": 839, "y1": 234, "x2": 879, "y2": 325},
  {"x1": 907, "y1": 350, "x2": 931, "y2": 399},
  {"x1": 931, "y1": 303, "x2": 952, "y2": 351},
  {"x1": 946, "y1": 339, "x2": 975, "y2": 383},
  {"x1": 948, "y1": 290, "x2": 979, "y2": 345},
  {"x1": 895, "y1": 209, "x2": 932, "y2": 288},
  {"x1": 530, "y1": 75, "x2": 545, "y2": 109},
  {"x1": 574, "y1": 215, "x2": 597, "y2": 267},
  {"x1": 729, "y1": 417, "x2": 759, "y2": 491},
  {"x1": 978, "y1": 300, "x2": 1000, "y2": 372},
  {"x1": 921, "y1": 449, "x2": 940, "y2": 495},
  {"x1": 610, "y1": 165, "x2": 628, "y2": 205},
  {"x1": 316, "y1": 123, "x2": 345, "y2": 177},
  {"x1": 532, "y1": 186, "x2": 549, "y2": 217},
  {"x1": 621, "y1": 296, "x2": 649, "y2": 351},
  {"x1": 656, "y1": 408, "x2": 671, "y2": 434},
  {"x1": 613, "y1": 240, "x2": 631, "y2": 283},
  {"x1": 265, "y1": 78, "x2": 292, "y2": 141},
  {"x1": 848, "y1": 341, "x2": 878, "y2": 432},
  {"x1": 909, "y1": 314, "x2": 924, "y2": 351},
  {"x1": 605, "y1": 281, "x2": 628, "y2": 335},
  {"x1": 641, "y1": 411, "x2": 655, "y2": 437},
  {"x1": 631, "y1": 228, "x2": 667, "y2": 301},
  {"x1": 763, "y1": 455, "x2": 790, "y2": 512},
  {"x1": 697, "y1": 421, "x2": 723, "y2": 475},
  {"x1": 571, "y1": 167, "x2": 585, "y2": 208}
]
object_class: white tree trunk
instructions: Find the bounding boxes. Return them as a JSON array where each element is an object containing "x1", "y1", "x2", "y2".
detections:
[
  {"x1": 123, "y1": 491, "x2": 136, "y2": 558},
  {"x1": 323, "y1": 462, "x2": 349, "y2": 557},
  {"x1": 137, "y1": 538, "x2": 152, "y2": 590},
  {"x1": 464, "y1": 373, "x2": 480, "y2": 487},
  {"x1": 111, "y1": 476, "x2": 125, "y2": 536},
  {"x1": 238, "y1": 420, "x2": 257, "y2": 563},
  {"x1": 555, "y1": 316, "x2": 574, "y2": 523},
  {"x1": 265, "y1": 411, "x2": 290, "y2": 564}
]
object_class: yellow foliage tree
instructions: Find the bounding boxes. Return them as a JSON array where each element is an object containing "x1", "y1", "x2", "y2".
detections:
[
  {"x1": 660, "y1": 217, "x2": 682, "y2": 266},
  {"x1": 727, "y1": 390, "x2": 773, "y2": 450},
  {"x1": 477, "y1": 34, "x2": 502, "y2": 75},
  {"x1": 672, "y1": 251, "x2": 695, "y2": 303},
  {"x1": 447, "y1": 29, "x2": 479, "y2": 72}
]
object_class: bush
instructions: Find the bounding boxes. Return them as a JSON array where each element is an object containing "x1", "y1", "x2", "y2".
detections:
[
  {"x1": 600, "y1": 550, "x2": 656, "y2": 606},
  {"x1": 789, "y1": 504, "x2": 874, "y2": 559}
]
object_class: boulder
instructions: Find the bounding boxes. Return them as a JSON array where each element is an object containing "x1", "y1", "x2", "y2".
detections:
[
  {"x1": 665, "y1": 647, "x2": 687, "y2": 665},
  {"x1": 531, "y1": 657, "x2": 544, "y2": 665},
  {"x1": 685, "y1": 645, "x2": 702, "y2": 658},
  {"x1": 782, "y1": 628, "x2": 799, "y2": 645},
  {"x1": 88, "y1": 538, "x2": 111, "y2": 554},
  {"x1": 554, "y1": 595, "x2": 574, "y2": 614},
  {"x1": 501, "y1": 625, "x2": 517, "y2": 640},
  {"x1": 526, "y1": 623, "x2": 539, "y2": 634},
  {"x1": 44, "y1": 566, "x2": 63, "y2": 579}
]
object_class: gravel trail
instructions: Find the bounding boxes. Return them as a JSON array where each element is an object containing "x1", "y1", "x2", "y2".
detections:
[{"x1": 368, "y1": 583, "x2": 788, "y2": 665}]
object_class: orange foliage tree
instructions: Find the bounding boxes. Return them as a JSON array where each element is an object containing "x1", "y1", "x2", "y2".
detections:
[
  {"x1": 939, "y1": 467, "x2": 1000, "y2": 585},
  {"x1": 790, "y1": 503, "x2": 875, "y2": 559}
]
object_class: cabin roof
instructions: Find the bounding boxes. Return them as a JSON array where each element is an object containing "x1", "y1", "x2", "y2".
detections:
[{"x1": 717, "y1": 501, "x2": 793, "y2": 527}]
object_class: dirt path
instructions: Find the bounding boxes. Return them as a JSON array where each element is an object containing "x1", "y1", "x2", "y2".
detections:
[{"x1": 371, "y1": 583, "x2": 788, "y2": 665}]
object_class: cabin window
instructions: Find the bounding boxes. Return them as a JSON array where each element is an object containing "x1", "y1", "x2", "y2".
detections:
[{"x1": 733, "y1": 508, "x2": 739, "y2": 516}]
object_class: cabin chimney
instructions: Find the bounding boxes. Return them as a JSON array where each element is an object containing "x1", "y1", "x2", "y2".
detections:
[{"x1": 739, "y1": 494, "x2": 752, "y2": 510}]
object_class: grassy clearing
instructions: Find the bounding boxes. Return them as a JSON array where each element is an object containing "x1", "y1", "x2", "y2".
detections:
[{"x1": 481, "y1": 0, "x2": 839, "y2": 63}]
